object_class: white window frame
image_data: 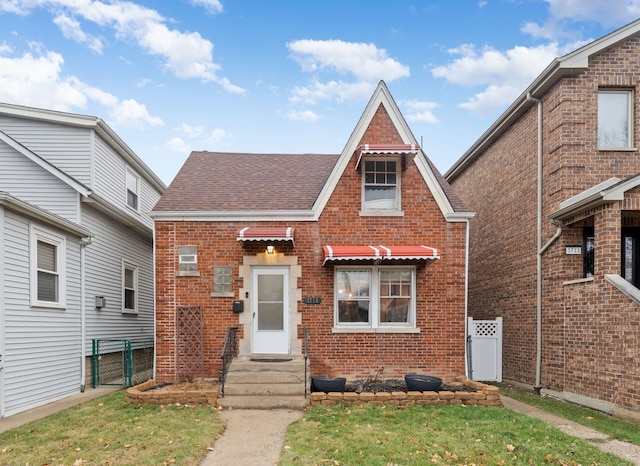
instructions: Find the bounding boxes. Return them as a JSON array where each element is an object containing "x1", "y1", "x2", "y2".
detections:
[
  {"x1": 178, "y1": 245, "x2": 199, "y2": 276},
  {"x1": 598, "y1": 89, "x2": 634, "y2": 150},
  {"x1": 126, "y1": 167, "x2": 140, "y2": 211},
  {"x1": 122, "y1": 260, "x2": 138, "y2": 314},
  {"x1": 333, "y1": 266, "x2": 416, "y2": 332},
  {"x1": 30, "y1": 225, "x2": 66, "y2": 309},
  {"x1": 361, "y1": 158, "x2": 401, "y2": 213}
]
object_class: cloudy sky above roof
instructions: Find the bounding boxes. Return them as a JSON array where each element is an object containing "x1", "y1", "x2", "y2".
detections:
[{"x1": 0, "y1": 0, "x2": 638, "y2": 184}]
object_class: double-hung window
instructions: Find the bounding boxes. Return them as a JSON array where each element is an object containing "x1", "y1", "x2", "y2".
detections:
[
  {"x1": 30, "y1": 226, "x2": 66, "y2": 308},
  {"x1": 598, "y1": 89, "x2": 633, "y2": 149},
  {"x1": 126, "y1": 168, "x2": 139, "y2": 211},
  {"x1": 362, "y1": 159, "x2": 400, "y2": 211},
  {"x1": 123, "y1": 261, "x2": 138, "y2": 313},
  {"x1": 335, "y1": 267, "x2": 415, "y2": 330}
]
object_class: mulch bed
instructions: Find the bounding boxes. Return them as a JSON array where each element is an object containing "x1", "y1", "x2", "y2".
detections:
[{"x1": 343, "y1": 379, "x2": 477, "y2": 394}]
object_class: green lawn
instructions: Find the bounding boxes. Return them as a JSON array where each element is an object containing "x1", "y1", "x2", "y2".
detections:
[
  {"x1": 0, "y1": 390, "x2": 223, "y2": 465},
  {"x1": 280, "y1": 403, "x2": 634, "y2": 465}
]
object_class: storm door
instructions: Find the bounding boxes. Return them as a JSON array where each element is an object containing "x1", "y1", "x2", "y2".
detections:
[{"x1": 251, "y1": 267, "x2": 289, "y2": 354}]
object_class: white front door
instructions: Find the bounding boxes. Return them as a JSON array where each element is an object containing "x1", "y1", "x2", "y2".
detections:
[{"x1": 252, "y1": 267, "x2": 289, "y2": 354}]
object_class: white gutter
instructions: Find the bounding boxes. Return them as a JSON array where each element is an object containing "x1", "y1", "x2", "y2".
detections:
[{"x1": 80, "y1": 236, "x2": 94, "y2": 392}]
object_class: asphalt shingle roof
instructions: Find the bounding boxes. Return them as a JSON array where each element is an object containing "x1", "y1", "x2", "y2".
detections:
[{"x1": 153, "y1": 151, "x2": 341, "y2": 212}]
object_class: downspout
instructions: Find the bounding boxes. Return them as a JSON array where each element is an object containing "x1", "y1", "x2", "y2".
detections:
[
  {"x1": 527, "y1": 92, "x2": 564, "y2": 393},
  {"x1": 463, "y1": 218, "x2": 471, "y2": 379},
  {"x1": 80, "y1": 236, "x2": 93, "y2": 392},
  {"x1": 527, "y1": 92, "x2": 545, "y2": 393}
]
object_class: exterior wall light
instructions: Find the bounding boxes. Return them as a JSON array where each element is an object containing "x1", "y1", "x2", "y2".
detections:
[{"x1": 266, "y1": 245, "x2": 275, "y2": 255}]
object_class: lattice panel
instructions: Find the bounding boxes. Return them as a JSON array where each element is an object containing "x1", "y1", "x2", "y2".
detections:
[
  {"x1": 474, "y1": 321, "x2": 498, "y2": 337},
  {"x1": 176, "y1": 306, "x2": 204, "y2": 380}
]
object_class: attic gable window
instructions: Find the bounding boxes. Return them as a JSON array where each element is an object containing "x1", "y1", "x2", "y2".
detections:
[{"x1": 362, "y1": 159, "x2": 400, "y2": 212}]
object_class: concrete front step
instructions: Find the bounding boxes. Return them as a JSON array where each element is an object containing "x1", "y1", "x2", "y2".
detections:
[
  {"x1": 226, "y1": 371, "x2": 305, "y2": 384},
  {"x1": 224, "y1": 382, "x2": 305, "y2": 396},
  {"x1": 217, "y1": 395, "x2": 309, "y2": 410},
  {"x1": 220, "y1": 356, "x2": 309, "y2": 409}
]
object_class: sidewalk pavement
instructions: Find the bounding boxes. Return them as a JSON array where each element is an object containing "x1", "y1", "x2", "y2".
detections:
[
  {"x1": 500, "y1": 395, "x2": 640, "y2": 465},
  {"x1": 0, "y1": 386, "x2": 121, "y2": 435}
]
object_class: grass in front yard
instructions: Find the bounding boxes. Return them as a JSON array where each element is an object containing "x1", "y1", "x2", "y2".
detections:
[
  {"x1": 498, "y1": 382, "x2": 640, "y2": 446},
  {"x1": 0, "y1": 390, "x2": 223, "y2": 465},
  {"x1": 280, "y1": 404, "x2": 633, "y2": 465}
]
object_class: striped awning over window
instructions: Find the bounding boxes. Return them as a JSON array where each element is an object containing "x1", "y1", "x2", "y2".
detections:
[
  {"x1": 237, "y1": 227, "x2": 295, "y2": 244},
  {"x1": 323, "y1": 245, "x2": 439, "y2": 265},
  {"x1": 354, "y1": 143, "x2": 420, "y2": 170}
]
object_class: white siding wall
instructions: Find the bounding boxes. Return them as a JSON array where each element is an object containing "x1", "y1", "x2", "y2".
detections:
[
  {"x1": 93, "y1": 137, "x2": 159, "y2": 229},
  {"x1": 82, "y1": 205, "x2": 154, "y2": 349},
  {"x1": 0, "y1": 115, "x2": 92, "y2": 185},
  {"x1": 0, "y1": 143, "x2": 80, "y2": 222},
  {"x1": 2, "y1": 210, "x2": 82, "y2": 417}
]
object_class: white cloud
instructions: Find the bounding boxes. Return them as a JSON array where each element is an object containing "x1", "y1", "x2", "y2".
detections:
[
  {"x1": 178, "y1": 123, "x2": 205, "y2": 138},
  {"x1": 289, "y1": 79, "x2": 375, "y2": 105},
  {"x1": 189, "y1": 0, "x2": 223, "y2": 14},
  {"x1": 546, "y1": 0, "x2": 640, "y2": 26},
  {"x1": 167, "y1": 137, "x2": 191, "y2": 154},
  {"x1": 402, "y1": 100, "x2": 439, "y2": 124},
  {"x1": 0, "y1": 50, "x2": 163, "y2": 128},
  {"x1": 109, "y1": 99, "x2": 163, "y2": 129},
  {"x1": 0, "y1": 0, "x2": 244, "y2": 93},
  {"x1": 206, "y1": 128, "x2": 230, "y2": 144},
  {"x1": 288, "y1": 39, "x2": 409, "y2": 82},
  {"x1": 287, "y1": 39, "x2": 409, "y2": 105},
  {"x1": 286, "y1": 109, "x2": 319, "y2": 121},
  {"x1": 54, "y1": 13, "x2": 103, "y2": 54},
  {"x1": 432, "y1": 43, "x2": 560, "y2": 114}
]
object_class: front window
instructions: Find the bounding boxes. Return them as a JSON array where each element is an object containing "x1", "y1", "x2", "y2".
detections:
[
  {"x1": 30, "y1": 226, "x2": 66, "y2": 308},
  {"x1": 126, "y1": 168, "x2": 139, "y2": 210},
  {"x1": 335, "y1": 267, "x2": 415, "y2": 328},
  {"x1": 363, "y1": 159, "x2": 399, "y2": 211},
  {"x1": 598, "y1": 89, "x2": 633, "y2": 149},
  {"x1": 123, "y1": 261, "x2": 138, "y2": 313}
]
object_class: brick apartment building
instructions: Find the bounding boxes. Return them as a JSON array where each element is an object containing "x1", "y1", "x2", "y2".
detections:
[
  {"x1": 150, "y1": 81, "x2": 474, "y2": 385},
  {"x1": 446, "y1": 19, "x2": 640, "y2": 420}
]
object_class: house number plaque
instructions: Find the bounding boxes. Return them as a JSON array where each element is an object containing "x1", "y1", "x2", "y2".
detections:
[{"x1": 565, "y1": 246, "x2": 582, "y2": 255}]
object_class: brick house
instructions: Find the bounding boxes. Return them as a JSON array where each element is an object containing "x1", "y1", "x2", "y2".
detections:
[
  {"x1": 151, "y1": 81, "x2": 474, "y2": 392},
  {"x1": 446, "y1": 19, "x2": 640, "y2": 420}
]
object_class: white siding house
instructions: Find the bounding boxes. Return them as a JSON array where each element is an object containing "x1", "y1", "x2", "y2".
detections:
[{"x1": 0, "y1": 103, "x2": 165, "y2": 418}]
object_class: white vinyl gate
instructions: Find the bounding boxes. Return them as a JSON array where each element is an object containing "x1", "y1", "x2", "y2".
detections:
[{"x1": 467, "y1": 317, "x2": 502, "y2": 382}]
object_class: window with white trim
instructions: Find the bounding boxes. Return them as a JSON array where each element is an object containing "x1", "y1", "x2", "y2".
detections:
[
  {"x1": 598, "y1": 89, "x2": 633, "y2": 149},
  {"x1": 179, "y1": 246, "x2": 197, "y2": 272},
  {"x1": 362, "y1": 159, "x2": 400, "y2": 211},
  {"x1": 30, "y1": 226, "x2": 66, "y2": 308},
  {"x1": 123, "y1": 261, "x2": 138, "y2": 313},
  {"x1": 126, "y1": 168, "x2": 139, "y2": 210},
  {"x1": 334, "y1": 267, "x2": 415, "y2": 328}
]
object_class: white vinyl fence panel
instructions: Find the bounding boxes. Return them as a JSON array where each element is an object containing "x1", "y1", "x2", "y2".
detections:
[{"x1": 467, "y1": 317, "x2": 502, "y2": 382}]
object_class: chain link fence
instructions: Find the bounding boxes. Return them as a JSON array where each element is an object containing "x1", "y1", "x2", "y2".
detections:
[{"x1": 92, "y1": 339, "x2": 154, "y2": 388}]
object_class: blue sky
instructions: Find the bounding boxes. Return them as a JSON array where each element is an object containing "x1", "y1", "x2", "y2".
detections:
[{"x1": 0, "y1": 1, "x2": 639, "y2": 185}]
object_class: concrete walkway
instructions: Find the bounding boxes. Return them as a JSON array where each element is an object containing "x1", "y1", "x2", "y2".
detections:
[
  {"x1": 501, "y1": 396, "x2": 640, "y2": 465},
  {"x1": 200, "y1": 409, "x2": 304, "y2": 466}
]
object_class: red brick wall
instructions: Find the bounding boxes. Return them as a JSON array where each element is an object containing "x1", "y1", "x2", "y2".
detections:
[
  {"x1": 449, "y1": 37, "x2": 640, "y2": 411},
  {"x1": 155, "y1": 104, "x2": 468, "y2": 384}
]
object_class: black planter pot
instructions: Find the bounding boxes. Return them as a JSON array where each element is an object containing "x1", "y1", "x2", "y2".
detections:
[
  {"x1": 405, "y1": 374, "x2": 442, "y2": 391},
  {"x1": 311, "y1": 376, "x2": 347, "y2": 393}
]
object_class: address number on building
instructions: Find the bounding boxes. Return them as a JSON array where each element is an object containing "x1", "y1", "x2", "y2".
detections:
[{"x1": 566, "y1": 246, "x2": 582, "y2": 255}]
